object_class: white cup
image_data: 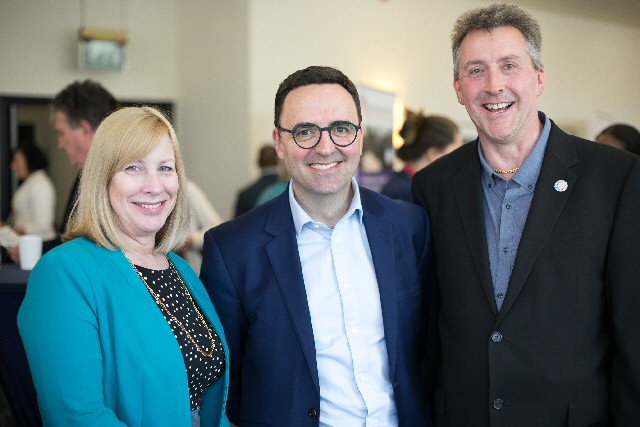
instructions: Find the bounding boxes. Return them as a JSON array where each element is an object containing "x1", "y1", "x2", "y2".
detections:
[{"x1": 19, "y1": 235, "x2": 43, "y2": 270}]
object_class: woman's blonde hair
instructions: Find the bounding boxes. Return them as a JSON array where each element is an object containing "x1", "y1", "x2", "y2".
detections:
[{"x1": 64, "y1": 106, "x2": 191, "y2": 253}]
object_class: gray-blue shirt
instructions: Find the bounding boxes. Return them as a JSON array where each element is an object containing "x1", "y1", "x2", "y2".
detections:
[{"x1": 478, "y1": 112, "x2": 551, "y2": 310}]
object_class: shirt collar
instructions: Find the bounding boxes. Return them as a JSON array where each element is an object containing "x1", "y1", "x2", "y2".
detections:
[
  {"x1": 289, "y1": 177, "x2": 363, "y2": 236},
  {"x1": 478, "y1": 111, "x2": 551, "y2": 191}
]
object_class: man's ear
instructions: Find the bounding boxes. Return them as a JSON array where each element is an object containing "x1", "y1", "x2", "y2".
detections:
[
  {"x1": 454, "y1": 77, "x2": 464, "y2": 105},
  {"x1": 272, "y1": 128, "x2": 285, "y2": 159},
  {"x1": 78, "y1": 119, "x2": 94, "y2": 137}
]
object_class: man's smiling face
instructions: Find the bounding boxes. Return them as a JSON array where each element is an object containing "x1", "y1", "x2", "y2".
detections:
[
  {"x1": 454, "y1": 26, "x2": 545, "y2": 146},
  {"x1": 273, "y1": 83, "x2": 363, "y2": 206}
]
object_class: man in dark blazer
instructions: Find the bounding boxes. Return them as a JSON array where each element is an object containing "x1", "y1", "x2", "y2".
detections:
[
  {"x1": 7, "y1": 80, "x2": 118, "y2": 262},
  {"x1": 233, "y1": 144, "x2": 279, "y2": 217},
  {"x1": 412, "y1": 4, "x2": 640, "y2": 426},
  {"x1": 201, "y1": 66, "x2": 431, "y2": 426}
]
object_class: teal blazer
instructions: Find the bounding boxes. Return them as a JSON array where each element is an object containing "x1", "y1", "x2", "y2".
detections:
[{"x1": 18, "y1": 237, "x2": 230, "y2": 427}]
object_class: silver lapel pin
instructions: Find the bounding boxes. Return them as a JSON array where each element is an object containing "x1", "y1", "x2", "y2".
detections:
[{"x1": 554, "y1": 179, "x2": 568, "y2": 192}]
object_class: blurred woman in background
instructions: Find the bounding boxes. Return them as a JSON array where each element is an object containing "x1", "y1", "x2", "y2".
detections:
[
  {"x1": 381, "y1": 110, "x2": 462, "y2": 202},
  {"x1": 596, "y1": 123, "x2": 640, "y2": 156},
  {"x1": 4, "y1": 140, "x2": 56, "y2": 239}
]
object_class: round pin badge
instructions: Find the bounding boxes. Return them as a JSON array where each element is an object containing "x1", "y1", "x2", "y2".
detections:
[{"x1": 554, "y1": 180, "x2": 568, "y2": 192}]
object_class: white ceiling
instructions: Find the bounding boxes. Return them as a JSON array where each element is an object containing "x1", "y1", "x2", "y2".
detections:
[{"x1": 519, "y1": 0, "x2": 640, "y2": 28}]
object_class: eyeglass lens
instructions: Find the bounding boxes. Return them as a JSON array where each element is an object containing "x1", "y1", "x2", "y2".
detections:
[{"x1": 292, "y1": 122, "x2": 358, "y2": 148}]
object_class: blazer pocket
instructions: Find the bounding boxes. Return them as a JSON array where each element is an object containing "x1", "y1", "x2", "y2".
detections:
[{"x1": 568, "y1": 393, "x2": 608, "y2": 426}]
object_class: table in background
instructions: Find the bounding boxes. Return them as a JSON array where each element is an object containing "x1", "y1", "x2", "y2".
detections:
[{"x1": 0, "y1": 265, "x2": 41, "y2": 427}]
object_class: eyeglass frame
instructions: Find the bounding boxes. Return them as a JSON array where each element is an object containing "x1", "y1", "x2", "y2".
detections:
[{"x1": 277, "y1": 121, "x2": 362, "y2": 149}]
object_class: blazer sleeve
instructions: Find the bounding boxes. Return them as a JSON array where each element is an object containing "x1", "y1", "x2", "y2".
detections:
[
  {"x1": 608, "y1": 157, "x2": 640, "y2": 422},
  {"x1": 18, "y1": 249, "x2": 127, "y2": 426},
  {"x1": 200, "y1": 230, "x2": 246, "y2": 423}
]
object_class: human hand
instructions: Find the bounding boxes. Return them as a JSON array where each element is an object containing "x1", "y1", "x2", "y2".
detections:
[{"x1": 7, "y1": 244, "x2": 20, "y2": 264}]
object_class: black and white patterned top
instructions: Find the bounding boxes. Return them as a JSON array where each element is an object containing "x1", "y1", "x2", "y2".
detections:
[{"x1": 135, "y1": 263, "x2": 225, "y2": 411}]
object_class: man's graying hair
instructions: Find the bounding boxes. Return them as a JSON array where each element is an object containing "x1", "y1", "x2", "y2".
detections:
[{"x1": 451, "y1": 3, "x2": 543, "y2": 78}]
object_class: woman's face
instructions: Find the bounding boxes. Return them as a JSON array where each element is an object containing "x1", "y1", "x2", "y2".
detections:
[
  {"x1": 10, "y1": 149, "x2": 30, "y2": 180},
  {"x1": 108, "y1": 134, "x2": 179, "y2": 245}
]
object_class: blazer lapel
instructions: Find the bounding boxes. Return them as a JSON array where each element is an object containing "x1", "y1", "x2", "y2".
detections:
[
  {"x1": 361, "y1": 191, "x2": 399, "y2": 382},
  {"x1": 497, "y1": 124, "x2": 578, "y2": 321},
  {"x1": 264, "y1": 191, "x2": 320, "y2": 393},
  {"x1": 452, "y1": 143, "x2": 498, "y2": 316},
  {"x1": 101, "y1": 240, "x2": 149, "y2": 293}
]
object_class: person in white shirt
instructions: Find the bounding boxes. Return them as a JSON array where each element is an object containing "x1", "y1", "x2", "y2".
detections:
[
  {"x1": 200, "y1": 66, "x2": 433, "y2": 426},
  {"x1": 4, "y1": 140, "x2": 56, "y2": 240},
  {"x1": 183, "y1": 179, "x2": 223, "y2": 273}
]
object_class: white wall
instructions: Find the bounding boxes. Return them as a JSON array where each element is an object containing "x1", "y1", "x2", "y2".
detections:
[
  {"x1": 175, "y1": 1, "x2": 249, "y2": 221},
  {"x1": 0, "y1": 0, "x2": 179, "y2": 99},
  {"x1": 2, "y1": 0, "x2": 639, "y2": 220},
  {"x1": 248, "y1": 0, "x2": 640, "y2": 149}
]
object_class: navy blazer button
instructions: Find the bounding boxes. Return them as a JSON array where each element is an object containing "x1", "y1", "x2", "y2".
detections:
[
  {"x1": 308, "y1": 408, "x2": 318, "y2": 419},
  {"x1": 491, "y1": 332, "x2": 502, "y2": 342},
  {"x1": 493, "y1": 398, "x2": 503, "y2": 410}
]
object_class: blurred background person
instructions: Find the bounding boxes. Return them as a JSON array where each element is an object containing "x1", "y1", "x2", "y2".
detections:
[
  {"x1": 254, "y1": 159, "x2": 290, "y2": 206},
  {"x1": 18, "y1": 107, "x2": 229, "y2": 427},
  {"x1": 233, "y1": 144, "x2": 278, "y2": 217},
  {"x1": 183, "y1": 179, "x2": 223, "y2": 274},
  {"x1": 6, "y1": 80, "x2": 119, "y2": 264},
  {"x1": 3, "y1": 140, "x2": 56, "y2": 239},
  {"x1": 596, "y1": 123, "x2": 640, "y2": 156},
  {"x1": 381, "y1": 110, "x2": 462, "y2": 202}
]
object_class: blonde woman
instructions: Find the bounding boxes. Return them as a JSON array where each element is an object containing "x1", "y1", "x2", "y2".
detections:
[{"x1": 18, "y1": 107, "x2": 229, "y2": 427}]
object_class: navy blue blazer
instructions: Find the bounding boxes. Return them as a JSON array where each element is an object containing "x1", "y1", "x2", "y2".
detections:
[
  {"x1": 201, "y1": 186, "x2": 432, "y2": 426},
  {"x1": 381, "y1": 170, "x2": 414, "y2": 203}
]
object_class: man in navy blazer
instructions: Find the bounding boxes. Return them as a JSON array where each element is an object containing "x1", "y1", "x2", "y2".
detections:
[
  {"x1": 412, "y1": 4, "x2": 640, "y2": 426},
  {"x1": 201, "y1": 66, "x2": 431, "y2": 426}
]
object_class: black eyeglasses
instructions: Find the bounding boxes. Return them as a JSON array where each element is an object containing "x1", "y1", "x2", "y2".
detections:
[{"x1": 277, "y1": 121, "x2": 361, "y2": 149}]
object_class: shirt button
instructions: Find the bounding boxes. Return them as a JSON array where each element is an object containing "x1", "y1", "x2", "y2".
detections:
[
  {"x1": 505, "y1": 204, "x2": 511, "y2": 209},
  {"x1": 497, "y1": 293, "x2": 504, "y2": 299},
  {"x1": 493, "y1": 398, "x2": 504, "y2": 410},
  {"x1": 491, "y1": 332, "x2": 502, "y2": 343},
  {"x1": 308, "y1": 408, "x2": 319, "y2": 419},
  {"x1": 502, "y1": 247, "x2": 509, "y2": 253},
  {"x1": 528, "y1": 184, "x2": 533, "y2": 189},
  {"x1": 488, "y1": 183, "x2": 492, "y2": 188}
]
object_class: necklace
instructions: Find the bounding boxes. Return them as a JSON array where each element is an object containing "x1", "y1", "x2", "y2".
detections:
[
  {"x1": 492, "y1": 167, "x2": 519, "y2": 174},
  {"x1": 124, "y1": 254, "x2": 215, "y2": 357}
]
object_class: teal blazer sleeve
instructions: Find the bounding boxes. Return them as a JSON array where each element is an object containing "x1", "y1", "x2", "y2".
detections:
[{"x1": 18, "y1": 237, "x2": 229, "y2": 427}]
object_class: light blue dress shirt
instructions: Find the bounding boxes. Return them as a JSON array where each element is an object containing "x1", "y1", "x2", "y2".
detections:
[
  {"x1": 479, "y1": 112, "x2": 551, "y2": 310},
  {"x1": 289, "y1": 178, "x2": 398, "y2": 427}
]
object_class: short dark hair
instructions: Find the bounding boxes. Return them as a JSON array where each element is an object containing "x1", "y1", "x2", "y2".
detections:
[
  {"x1": 14, "y1": 140, "x2": 48, "y2": 172},
  {"x1": 597, "y1": 123, "x2": 640, "y2": 156},
  {"x1": 397, "y1": 112, "x2": 460, "y2": 162},
  {"x1": 258, "y1": 144, "x2": 277, "y2": 168},
  {"x1": 451, "y1": 3, "x2": 543, "y2": 78},
  {"x1": 274, "y1": 66, "x2": 361, "y2": 128},
  {"x1": 53, "y1": 80, "x2": 119, "y2": 130}
]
